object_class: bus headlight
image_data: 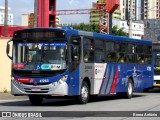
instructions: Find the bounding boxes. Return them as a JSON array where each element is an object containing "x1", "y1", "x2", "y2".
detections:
[
  {"x1": 52, "y1": 75, "x2": 68, "y2": 86},
  {"x1": 12, "y1": 77, "x2": 21, "y2": 86}
]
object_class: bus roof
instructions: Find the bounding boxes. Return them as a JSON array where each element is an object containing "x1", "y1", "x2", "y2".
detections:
[
  {"x1": 60, "y1": 27, "x2": 152, "y2": 45},
  {"x1": 14, "y1": 27, "x2": 152, "y2": 45}
]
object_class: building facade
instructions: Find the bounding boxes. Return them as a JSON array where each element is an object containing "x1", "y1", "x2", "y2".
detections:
[
  {"x1": 21, "y1": 13, "x2": 34, "y2": 27},
  {"x1": 55, "y1": 16, "x2": 60, "y2": 26},
  {"x1": 22, "y1": 13, "x2": 60, "y2": 27},
  {"x1": 143, "y1": 19, "x2": 160, "y2": 42},
  {"x1": 113, "y1": 0, "x2": 142, "y2": 20},
  {"x1": 90, "y1": 2, "x2": 100, "y2": 25},
  {"x1": 0, "y1": 6, "x2": 13, "y2": 25},
  {"x1": 90, "y1": 0, "x2": 107, "y2": 25},
  {"x1": 113, "y1": 18, "x2": 144, "y2": 39},
  {"x1": 141, "y1": 0, "x2": 160, "y2": 20}
]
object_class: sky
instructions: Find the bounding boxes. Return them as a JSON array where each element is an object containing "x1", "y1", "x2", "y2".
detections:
[{"x1": 0, "y1": 0, "x2": 95, "y2": 25}]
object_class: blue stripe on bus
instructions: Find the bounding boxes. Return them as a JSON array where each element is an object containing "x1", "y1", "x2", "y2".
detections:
[
  {"x1": 104, "y1": 64, "x2": 113, "y2": 94},
  {"x1": 99, "y1": 64, "x2": 108, "y2": 94},
  {"x1": 105, "y1": 65, "x2": 115, "y2": 94}
]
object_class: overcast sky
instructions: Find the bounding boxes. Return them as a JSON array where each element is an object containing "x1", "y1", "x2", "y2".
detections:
[{"x1": 0, "y1": 0, "x2": 95, "y2": 25}]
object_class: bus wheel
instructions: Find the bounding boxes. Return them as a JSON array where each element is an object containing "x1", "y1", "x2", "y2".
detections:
[
  {"x1": 29, "y1": 95, "x2": 43, "y2": 105},
  {"x1": 77, "y1": 81, "x2": 89, "y2": 104},
  {"x1": 125, "y1": 79, "x2": 133, "y2": 99}
]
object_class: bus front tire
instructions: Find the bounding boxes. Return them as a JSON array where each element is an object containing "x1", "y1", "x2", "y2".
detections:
[
  {"x1": 29, "y1": 95, "x2": 43, "y2": 105},
  {"x1": 77, "y1": 81, "x2": 89, "y2": 104}
]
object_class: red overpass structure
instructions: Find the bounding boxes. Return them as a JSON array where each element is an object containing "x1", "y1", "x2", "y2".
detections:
[
  {"x1": 37, "y1": 0, "x2": 56, "y2": 27},
  {"x1": 37, "y1": 0, "x2": 119, "y2": 34},
  {"x1": 0, "y1": 0, "x2": 119, "y2": 36}
]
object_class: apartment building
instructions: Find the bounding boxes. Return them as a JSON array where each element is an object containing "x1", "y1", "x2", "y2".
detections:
[
  {"x1": 0, "y1": 6, "x2": 13, "y2": 25},
  {"x1": 113, "y1": 18, "x2": 144, "y2": 39}
]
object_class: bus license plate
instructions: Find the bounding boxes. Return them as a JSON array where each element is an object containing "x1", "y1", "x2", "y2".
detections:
[{"x1": 32, "y1": 88, "x2": 41, "y2": 91}]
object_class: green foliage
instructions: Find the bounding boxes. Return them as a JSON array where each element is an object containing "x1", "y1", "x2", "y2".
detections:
[
  {"x1": 60, "y1": 23, "x2": 100, "y2": 33},
  {"x1": 59, "y1": 23, "x2": 128, "y2": 37},
  {"x1": 112, "y1": 25, "x2": 128, "y2": 37}
]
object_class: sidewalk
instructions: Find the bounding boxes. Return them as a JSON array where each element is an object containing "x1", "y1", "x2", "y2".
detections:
[{"x1": 0, "y1": 92, "x2": 28, "y2": 100}]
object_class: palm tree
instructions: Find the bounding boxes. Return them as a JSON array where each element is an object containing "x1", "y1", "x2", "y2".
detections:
[{"x1": 112, "y1": 25, "x2": 128, "y2": 37}]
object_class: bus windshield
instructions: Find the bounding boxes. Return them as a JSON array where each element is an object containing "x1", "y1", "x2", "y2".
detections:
[{"x1": 12, "y1": 42, "x2": 67, "y2": 71}]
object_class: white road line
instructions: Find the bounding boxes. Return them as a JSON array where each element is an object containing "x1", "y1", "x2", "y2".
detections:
[{"x1": 0, "y1": 99, "x2": 28, "y2": 103}]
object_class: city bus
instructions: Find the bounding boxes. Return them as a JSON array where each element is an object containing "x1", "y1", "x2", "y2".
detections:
[
  {"x1": 6, "y1": 27, "x2": 154, "y2": 105},
  {"x1": 153, "y1": 42, "x2": 160, "y2": 87}
]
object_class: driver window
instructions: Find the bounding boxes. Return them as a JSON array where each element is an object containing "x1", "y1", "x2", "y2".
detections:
[{"x1": 70, "y1": 35, "x2": 81, "y2": 63}]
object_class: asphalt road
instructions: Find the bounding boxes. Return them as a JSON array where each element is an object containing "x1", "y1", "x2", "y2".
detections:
[{"x1": 0, "y1": 89, "x2": 160, "y2": 120}]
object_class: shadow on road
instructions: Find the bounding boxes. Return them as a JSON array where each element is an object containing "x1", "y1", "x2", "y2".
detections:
[
  {"x1": 0, "y1": 93, "x2": 145, "y2": 107},
  {"x1": 140, "y1": 87, "x2": 160, "y2": 93}
]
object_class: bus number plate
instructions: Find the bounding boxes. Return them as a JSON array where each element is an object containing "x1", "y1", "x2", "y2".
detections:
[{"x1": 31, "y1": 88, "x2": 41, "y2": 91}]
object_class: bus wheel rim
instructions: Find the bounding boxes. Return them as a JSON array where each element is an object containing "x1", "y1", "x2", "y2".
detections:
[
  {"x1": 128, "y1": 83, "x2": 132, "y2": 95},
  {"x1": 81, "y1": 86, "x2": 88, "y2": 100}
]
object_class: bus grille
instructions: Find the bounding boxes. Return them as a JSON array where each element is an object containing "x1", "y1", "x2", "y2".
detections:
[
  {"x1": 24, "y1": 88, "x2": 49, "y2": 93},
  {"x1": 22, "y1": 82, "x2": 51, "y2": 86}
]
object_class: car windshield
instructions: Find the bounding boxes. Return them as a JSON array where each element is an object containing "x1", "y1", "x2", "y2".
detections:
[{"x1": 12, "y1": 42, "x2": 67, "y2": 71}]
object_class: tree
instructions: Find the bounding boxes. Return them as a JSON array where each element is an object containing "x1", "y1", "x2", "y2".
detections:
[
  {"x1": 112, "y1": 26, "x2": 128, "y2": 37},
  {"x1": 62, "y1": 23, "x2": 100, "y2": 33},
  {"x1": 59, "y1": 23, "x2": 128, "y2": 37}
]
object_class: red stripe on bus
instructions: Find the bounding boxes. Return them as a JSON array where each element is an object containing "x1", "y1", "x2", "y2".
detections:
[{"x1": 110, "y1": 68, "x2": 119, "y2": 93}]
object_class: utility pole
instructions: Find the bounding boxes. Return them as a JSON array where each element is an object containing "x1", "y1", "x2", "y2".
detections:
[
  {"x1": 108, "y1": 13, "x2": 112, "y2": 34},
  {"x1": 4, "y1": 0, "x2": 8, "y2": 37},
  {"x1": 129, "y1": 0, "x2": 133, "y2": 38},
  {"x1": 34, "y1": 0, "x2": 38, "y2": 27}
]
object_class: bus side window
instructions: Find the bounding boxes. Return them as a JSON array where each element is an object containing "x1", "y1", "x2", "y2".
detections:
[
  {"x1": 137, "y1": 54, "x2": 144, "y2": 64},
  {"x1": 128, "y1": 44, "x2": 135, "y2": 53},
  {"x1": 106, "y1": 52, "x2": 116, "y2": 62},
  {"x1": 136, "y1": 44, "x2": 144, "y2": 53},
  {"x1": 116, "y1": 42, "x2": 127, "y2": 63},
  {"x1": 83, "y1": 37, "x2": 94, "y2": 63},
  {"x1": 95, "y1": 38, "x2": 105, "y2": 63},
  {"x1": 145, "y1": 55, "x2": 152, "y2": 64},
  {"x1": 106, "y1": 41, "x2": 116, "y2": 62},
  {"x1": 118, "y1": 53, "x2": 125, "y2": 63}
]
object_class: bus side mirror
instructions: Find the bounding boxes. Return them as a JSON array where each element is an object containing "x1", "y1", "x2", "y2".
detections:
[
  {"x1": 7, "y1": 44, "x2": 10, "y2": 54},
  {"x1": 6, "y1": 39, "x2": 13, "y2": 60}
]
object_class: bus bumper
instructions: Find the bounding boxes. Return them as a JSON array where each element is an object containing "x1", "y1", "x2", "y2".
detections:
[
  {"x1": 11, "y1": 80, "x2": 69, "y2": 96},
  {"x1": 154, "y1": 76, "x2": 160, "y2": 87}
]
